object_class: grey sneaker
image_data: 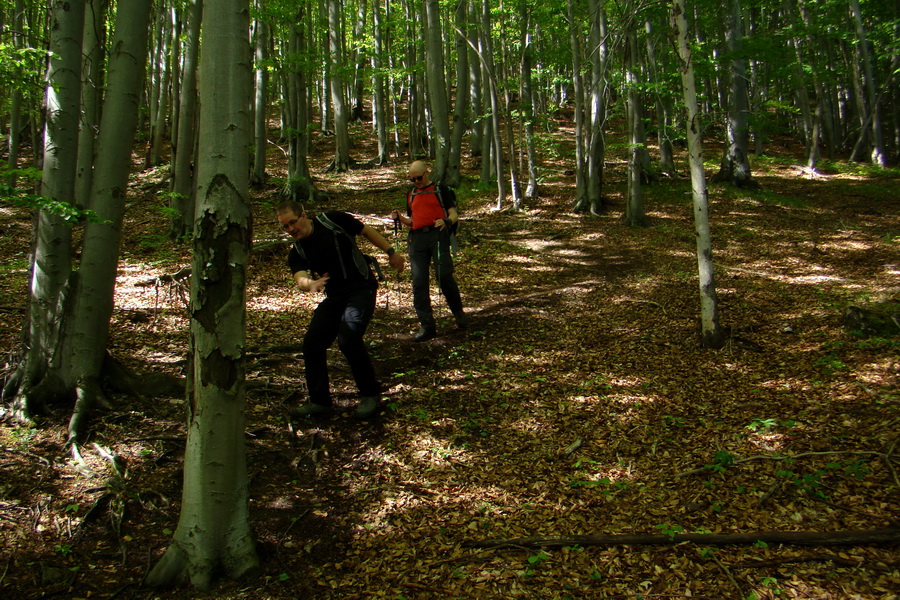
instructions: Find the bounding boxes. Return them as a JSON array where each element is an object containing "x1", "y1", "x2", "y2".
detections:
[
  {"x1": 354, "y1": 397, "x2": 379, "y2": 419},
  {"x1": 454, "y1": 312, "x2": 471, "y2": 329},
  {"x1": 289, "y1": 403, "x2": 333, "y2": 419},
  {"x1": 413, "y1": 327, "x2": 436, "y2": 342}
]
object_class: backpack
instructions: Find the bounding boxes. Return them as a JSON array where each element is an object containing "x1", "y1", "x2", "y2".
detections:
[
  {"x1": 408, "y1": 183, "x2": 460, "y2": 250},
  {"x1": 293, "y1": 213, "x2": 385, "y2": 283}
]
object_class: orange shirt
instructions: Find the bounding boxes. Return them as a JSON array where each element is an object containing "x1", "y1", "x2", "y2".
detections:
[{"x1": 408, "y1": 184, "x2": 447, "y2": 230}]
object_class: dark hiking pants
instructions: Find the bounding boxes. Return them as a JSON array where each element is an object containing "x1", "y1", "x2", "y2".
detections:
[
  {"x1": 408, "y1": 227, "x2": 463, "y2": 329},
  {"x1": 303, "y1": 285, "x2": 380, "y2": 406}
]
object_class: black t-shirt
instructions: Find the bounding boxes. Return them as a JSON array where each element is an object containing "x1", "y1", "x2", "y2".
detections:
[{"x1": 287, "y1": 211, "x2": 374, "y2": 296}]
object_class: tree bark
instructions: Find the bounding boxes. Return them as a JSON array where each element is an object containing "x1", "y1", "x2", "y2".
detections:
[
  {"x1": 673, "y1": 0, "x2": 723, "y2": 349},
  {"x1": 64, "y1": 0, "x2": 154, "y2": 445},
  {"x1": 713, "y1": 0, "x2": 758, "y2": 189},
  {"x1": 424, "y1": 0, "x2": 451, "y2": 182},
  {"x1": 327, "y1": 0, "x2": 352, "y2": 172},
  {"x1": 251, "y1": 16, "x2": 268, "y2": 185},
  {"x1": 567, "y1": 0, "x2": 587, "y2": 213},
  {"x1": 147, "y1": 0, "x2": 259, "y2": 588},
  {"x1": 168, "y1": 0, "x2": 202, "y2": 240},
  {"x1": 10, "y1": 0, "x2": 86, "y2": 419}
]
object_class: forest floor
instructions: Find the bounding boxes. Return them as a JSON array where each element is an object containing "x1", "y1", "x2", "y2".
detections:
[{"x1": 1, "y1": 123, "x2": 899, "y2": 600}]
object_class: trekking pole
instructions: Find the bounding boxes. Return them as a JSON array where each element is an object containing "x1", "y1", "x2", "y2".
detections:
[{"x1": 393, "y1": 216, "x2": 401, "y2": 309}]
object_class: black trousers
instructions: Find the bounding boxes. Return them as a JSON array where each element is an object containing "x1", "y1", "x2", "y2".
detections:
[
  {"x1": 408, "y1": 228, "x2": 463, "y2": 329},
  {"x1": 303, "y1": 285, "x2": 379, "y2": 406}
]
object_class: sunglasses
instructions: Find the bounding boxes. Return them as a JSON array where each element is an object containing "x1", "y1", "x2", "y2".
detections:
[{"x1": 409, "y1": 175, "x2": 424, "y2": 183}]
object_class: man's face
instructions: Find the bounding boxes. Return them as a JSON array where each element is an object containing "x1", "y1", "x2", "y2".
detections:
[
  {"x1": 409, "y1": 167, "x2": 429, "y2": 189},
  {"x1": 278, "y1": 210, "x2": 312, "y2": 239}
]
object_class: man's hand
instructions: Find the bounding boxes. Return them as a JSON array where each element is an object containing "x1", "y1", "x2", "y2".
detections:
[
  {"x1": 308, "y1": 273, "x2": 329, "y2": 293},
  {"x1": 388, "y1": 252, "x2": 405, "y2": 273}
]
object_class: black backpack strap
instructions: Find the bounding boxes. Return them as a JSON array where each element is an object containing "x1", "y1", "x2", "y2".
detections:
[{"x1": 315, "y1": 213, "x2": 381, "y2": 282}]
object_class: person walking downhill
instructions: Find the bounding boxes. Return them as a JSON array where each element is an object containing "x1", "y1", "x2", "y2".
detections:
[
  {"x1": 390, "y1": 161, "x2": 469, "y2": 342},
  {"x1": 277, "y1": 201, "x2": 405, "y2": 419}
]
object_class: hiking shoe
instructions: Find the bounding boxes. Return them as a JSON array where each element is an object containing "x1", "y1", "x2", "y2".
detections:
[
  {"x1": 413, "y1": 327, "x2": 436, "y2": 342},
  {"x1": 289, "y1": 403, "x2": 333, "y2": 419},
  {"x1": 354, "y1": 397, "x2": 379, "y2": 419},
  {"x1": 454, "y1": 312, "x2": 471, "y2": 329}
]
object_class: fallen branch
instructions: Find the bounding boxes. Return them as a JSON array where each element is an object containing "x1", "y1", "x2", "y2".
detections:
[
  {"x1": 463, "y1": 527, "x2": 900, "y2": 549},
  {"x1": 676, "y1": 450, "x2": 889, "y2": 478}
]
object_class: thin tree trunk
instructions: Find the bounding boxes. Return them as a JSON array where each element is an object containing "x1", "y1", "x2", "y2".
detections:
[
  {"x1": 480, "y1": 0, "x2": 504, "y2": 208},
  {"x1": 424, "y1": 0, "x2": 451, "y2": 182},
  {"x1": 372, "y1": 0, "x2": 389, "y2": 165},
  {"x1": 168, "y1": 0, "x2": 201, "y2": 240},
  {"x1": 624, "y1": 29, "x2": 646, "y2": 227},
  {"x1": 251, "y1": 16, "x2": 268, "y2": 185},
  {"x1": 520, "y1": 7, "x2": 538, "y2": 199},
  {"x1": 148, "y1": 7, "x2": 172, "y2": 167},
  {"x1": 673, "y1": 0, "x2": 723, "y2": 349},
  {"x1": 327, "y1": 0, "x2": 352, "y2": 172},
  {"x1": 849, "y1": 0, "x2": 885, "y2": 167},
  {"x1": 567, "y1": 0, "x2": 587, "y2": 212},
  {"x1": 74, "y1": 0, "x2": 108, "y2": 207},
  {"x1": 713, "y1": 0, "x2": 758, "y2": 188},
  {"x1": 446, "y1": 0, "x2": 469, "y2": 187}
]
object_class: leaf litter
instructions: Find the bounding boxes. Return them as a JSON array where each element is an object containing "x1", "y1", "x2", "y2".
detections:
[{"x1": 0, "y1": 137, "x2": 898, "y2": 599}]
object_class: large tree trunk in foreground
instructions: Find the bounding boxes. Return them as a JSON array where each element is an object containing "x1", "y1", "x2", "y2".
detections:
[{"x1": 146, "y1": 0, "x2": 259, "y2": 589}]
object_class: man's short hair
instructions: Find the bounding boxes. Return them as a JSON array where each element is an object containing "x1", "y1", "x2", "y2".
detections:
[{"x1": 276, "y1": 200, "x2": 304, "y2": 216}]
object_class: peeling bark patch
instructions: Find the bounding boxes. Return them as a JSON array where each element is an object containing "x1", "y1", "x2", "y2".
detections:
[{"x1": 191, "y1": 184, "x2": 251, "y2": 390}]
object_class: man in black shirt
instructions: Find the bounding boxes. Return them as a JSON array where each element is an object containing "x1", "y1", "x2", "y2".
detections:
[{"x1": 277, "y1": 201, "x2": 404, "y2": 419}]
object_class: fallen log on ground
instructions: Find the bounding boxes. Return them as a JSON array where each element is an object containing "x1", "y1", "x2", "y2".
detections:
[{"x1": 464, "y1": 527, "x2": 900, "y2": 549}]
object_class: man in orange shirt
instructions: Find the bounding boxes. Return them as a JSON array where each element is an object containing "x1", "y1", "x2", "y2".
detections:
[{"x1": 390, "y1": 161, "x2": 469, "y2": 342}]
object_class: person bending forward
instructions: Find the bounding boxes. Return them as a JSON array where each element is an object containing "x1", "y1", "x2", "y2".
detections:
[{"x1": 277, "y1": 201, "x2": 404, "y2": 418}]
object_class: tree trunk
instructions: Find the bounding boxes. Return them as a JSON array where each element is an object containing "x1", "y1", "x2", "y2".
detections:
[
  {"x1": 64, "y1": 0, "x2": 154, "y2": 445},
  {"x1": 9, "y1": 0, "x2": 86, "y2": 419},
  {"x1": 579, "y1": 0, "x2": 606, "y2": 214},
  {"x1": 624, "y1": 29, "x2": 646, "y2": 227},
  {"x1": 848, "y1": 0, "x2": 886, "y2": 167},
  {"x1": 567, "y1": 0, "x2": 587, "y2": 212},
  {"x1": 480, "y1": 0, "x2": 504, "y2": 208},
  {"x1": 169, "y1": 0, "x2": 202, "y2": 240},
  {"x1": 146, "y1": 0, "x2": 259, "y2": 588},
  {"x1": 520, "y1": 8, "x2": 538, "y2": 199},
  {"x1": 673, "y1": 0, "x2": 724, "y2": 349},
  {"x1": 350, "y1": 0, "x2": 368, "y2": 122},
  {"x1": 148, "y1": 7, "x2": 172, "y2": 167},
  {"x1": 74, "y1": 0, "x2": 108, "y2": 207},
  {"x1": 5, "y1": 0, "x2": 27, "y2": 185},
  {"x1": 371, "y1": 0, "x2": 389, "y2": 165},
  {"x1": 424, "y1": 0, "x2": 451, "y2": 182},
  {"x1": 446, "y1": 0, "x2": 469, "y2": 188},
  {"x1": 645, "y1": 18, "x2": 676, "y2": 176},
  {"x1": 251, "y1": 17, "x2": 268, "y2": 186},
  {"x1": 282, "y1": 11, "x2": 327, "y2": 204},
  {"x1": 327, "y1": 0, "x2": 352, "y2": 172},
  {"x1": 713, "y1": 0, "x2": 758, "y2": 189}
]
